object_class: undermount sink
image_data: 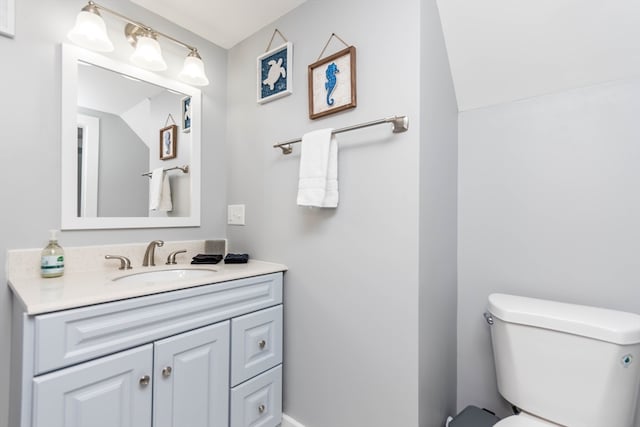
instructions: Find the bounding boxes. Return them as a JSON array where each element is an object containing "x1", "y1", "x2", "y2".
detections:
[{"x1": 112, "y1": 268, "x2": 217, "y2": 284}]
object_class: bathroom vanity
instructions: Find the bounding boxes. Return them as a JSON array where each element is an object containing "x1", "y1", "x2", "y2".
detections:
[{"x1": 8, "y1": 248, "x2": 286, "y2": 427}]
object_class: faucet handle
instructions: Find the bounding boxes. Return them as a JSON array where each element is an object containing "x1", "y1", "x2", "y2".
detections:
[
  {"x1": 166, "y1": 250, "x2": 187, "y2": 265},
  {"x1": 105, "y1": 255, "x2": 132, "y2": 270}
]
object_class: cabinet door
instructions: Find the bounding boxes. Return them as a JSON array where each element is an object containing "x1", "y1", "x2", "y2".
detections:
[
  {"x1": 32, "y1": 344, "x2": 153, "y2": 427},
  {"x1": 153, "y1": 321, "x2": 230, "y2": 427}
]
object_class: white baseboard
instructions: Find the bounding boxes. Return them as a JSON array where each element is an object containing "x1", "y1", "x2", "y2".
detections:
[{"x1": 282, "y1": 413, "x2": 306, "y2": 427}]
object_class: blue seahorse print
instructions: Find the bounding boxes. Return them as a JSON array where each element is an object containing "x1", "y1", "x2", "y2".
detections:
[{"x1": 325, "y1": 62, "x2": 339, "y2": 106}]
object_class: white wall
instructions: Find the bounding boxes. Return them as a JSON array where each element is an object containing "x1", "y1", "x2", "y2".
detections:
[
  {"x1": 227, "y1": 0, "x2": 457, "y2": 426},
  {"x1": 457, "y1": 77, "x2": 640, "y2": 422},
  {"x1": 0, "y1": 2, "x2": 227, "y2": 426}
]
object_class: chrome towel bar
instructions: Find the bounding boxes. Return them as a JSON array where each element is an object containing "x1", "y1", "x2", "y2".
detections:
[
  {"x1": 142, "y1": 165, "x2": 189, "y2": 177},
  {"x1": 273, "y1": 115, "x2": 409, "y2": 154}
]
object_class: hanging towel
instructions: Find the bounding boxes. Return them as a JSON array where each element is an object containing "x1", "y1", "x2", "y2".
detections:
[
  {"x1": 297, "y1": 128, "x2": 339, "y2": 208},
  {"x1": 149, "y1": 168, "x2": 173, "y2": 211}
]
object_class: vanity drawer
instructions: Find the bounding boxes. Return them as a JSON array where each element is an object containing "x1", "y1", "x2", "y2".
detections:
[
  {"x1": 33, "y1": 273, "x2": 282, "y2": 374},
  {"x1": 231, "y1": 305, "x2": 283, "y2": 386},
  {"x1": 230, "y1": 365, "x2": 282, "y2": 427}
]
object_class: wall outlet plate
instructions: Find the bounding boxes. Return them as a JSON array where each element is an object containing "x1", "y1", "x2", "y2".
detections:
[{"x1": 227, "y1": 205, "x2": 245, "y2": 225}]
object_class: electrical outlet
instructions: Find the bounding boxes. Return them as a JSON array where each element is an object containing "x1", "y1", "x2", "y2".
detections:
[{"x1": 227, "y1": 204, "x2": 245, "y2": 225}]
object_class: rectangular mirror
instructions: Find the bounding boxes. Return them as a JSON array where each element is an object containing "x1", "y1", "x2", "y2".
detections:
[{"x1": 61, "y1": 44, "x2": 201, "y2": 229}]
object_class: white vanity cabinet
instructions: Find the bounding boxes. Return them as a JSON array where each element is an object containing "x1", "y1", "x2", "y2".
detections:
[{"x1": 10, "y1": 272, "x2": 284, "y2": 427}]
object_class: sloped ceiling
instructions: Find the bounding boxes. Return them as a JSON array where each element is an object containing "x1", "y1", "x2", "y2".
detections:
[
  {"x1": 130, "y1": 0, "x2": 306, "y2": 50},
  {"x1": 436, "y1": 0, "x2": 640, "y2": 111}
]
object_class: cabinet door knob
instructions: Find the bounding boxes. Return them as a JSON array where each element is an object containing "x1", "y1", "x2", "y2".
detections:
[
  {"x1": 258, "y1": 404, "x2": 266, "y2": 413},
  {"x1": 258, "y1": 340, "x2": 266, "y2": 349},
  {"x1": 139, "y1": 375, "x2": 150, "y2": 387},
  {"x1": 162, "y1": 366, "x2": 172, "y2": 377}
]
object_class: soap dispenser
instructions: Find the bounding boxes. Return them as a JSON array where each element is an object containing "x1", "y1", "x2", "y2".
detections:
[{"x1": 41, "y1": 229, "x2": 65, "y2": 278}]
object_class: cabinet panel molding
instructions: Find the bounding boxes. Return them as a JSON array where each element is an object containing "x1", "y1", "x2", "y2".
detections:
[
  {"x1": 32, "y1": 344, "x2": 153, "y2": 427},
  {"x1": 231, "y1": 365, "x2": 282, "y2": 427},
  {"x1": 153, "y1": 321, "x2": 230, "y2": 427},
  {"x1": 231, "y1": 305, "x2": 283, "y2": 386}
]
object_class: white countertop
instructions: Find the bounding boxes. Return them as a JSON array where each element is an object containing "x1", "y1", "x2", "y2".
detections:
[{"x1": 9, "y1": 260, "x2": 287, "y2": 315}]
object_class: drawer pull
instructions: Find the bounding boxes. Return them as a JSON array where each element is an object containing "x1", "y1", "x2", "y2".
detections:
[
  {"x1": 258, "y1": 404, "x2": 266, "y2": 414},
  {"x1": 162, "y1": 366, "x2": 172, "y2": 377},
  {"x1": 139, "y1": 375, "x2": 150, "y2": 387},
  {"x1": 259, "y1": 340, "x2": 266, "y2": 349}
]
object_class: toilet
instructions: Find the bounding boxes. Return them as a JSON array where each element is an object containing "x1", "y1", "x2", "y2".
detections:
[{"x1": 487, "y1": 293, "x2": 640, "y2": 427}]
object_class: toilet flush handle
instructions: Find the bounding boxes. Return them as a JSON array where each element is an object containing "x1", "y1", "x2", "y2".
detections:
[{"x1": 483, "y1": 312, "x2": 494, "y2": 325}]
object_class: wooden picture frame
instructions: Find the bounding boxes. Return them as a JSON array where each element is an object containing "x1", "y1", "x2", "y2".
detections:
[
  {"x1": 181, "y1": 96, "x2": 191, "y2": 133},
  {"x1": 257, "y1": 42, "x2": 293, "y2": 104},
  {"x1": 0, "y1": 0, "x2": 15, "y2": 38},
  {"x1": 159, "y1": 125, "x2": 177, "y2": 160},
  {"x1": 308, "y1": 46, "x2": 356, "y2": 120}
]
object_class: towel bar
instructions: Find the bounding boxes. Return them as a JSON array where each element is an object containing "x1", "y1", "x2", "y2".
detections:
[
  {"x1": 142, "y1": 165, "x2": 189, "y2": 177},
  {"x1": 273, "y1": 115, "x2": 409, "y2": 154}
]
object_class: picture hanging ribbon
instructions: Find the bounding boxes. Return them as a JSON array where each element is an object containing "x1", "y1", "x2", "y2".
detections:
[
  {"x1": 316, "y1": 32, "x2": 350, "y2": 61},
  {"x1": 265, "y1": 29, "x2": 289, "y2": 53},
  {"x1": 164, "y1": 113, "x2": 177, "y2": 127}
]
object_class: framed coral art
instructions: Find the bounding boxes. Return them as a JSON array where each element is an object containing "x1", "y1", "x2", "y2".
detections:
[
  {"x1": 257, "y1": 42, "x2": 293, "y2": 104},
  {"x1": 308, "y1": 46, "x2": 356, "y2": 120}
]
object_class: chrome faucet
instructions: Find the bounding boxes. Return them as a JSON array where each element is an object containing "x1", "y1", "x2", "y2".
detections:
[
  {"x1": 142, "y1": 240, "x2": 164, "y2": 267},
  {"x1": 105, "y1": 255, "x2": 132, "y2": 270},
  {"x1": 166, "y1": 249, "x2": 187, "y2": 265}
]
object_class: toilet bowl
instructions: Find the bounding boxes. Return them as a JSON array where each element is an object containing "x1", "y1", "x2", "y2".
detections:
[{"x1": 487, "y1": 293, "x2": 640, "y2": 427}]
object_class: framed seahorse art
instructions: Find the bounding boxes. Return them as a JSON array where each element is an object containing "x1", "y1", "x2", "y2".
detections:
[
  {"x1": 308, "y1": 46, "x2": 357, "y2": 120},
  {"x1": 257, "y1": 42, "x2": 293, "y2": 104}
]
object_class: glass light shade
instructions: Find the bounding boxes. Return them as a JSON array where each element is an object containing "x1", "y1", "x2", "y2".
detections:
[
  {"x1": 178, "y1": 54, "x2": 210, "y2": 86},
  {"x1": 67, "y1": 10, "x2": 114, "y2": 52},
  {"x1": 130, "y1": 36, "x2": 167, "y2": 71}
]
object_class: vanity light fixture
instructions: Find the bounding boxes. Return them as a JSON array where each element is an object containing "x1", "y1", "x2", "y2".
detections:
[
  {"x1": 128, "y1": 28, "x2": 167, "y2": 71},
  {"x1": 67, "y1": 2, "x2": 114, "y2": 52},
  {"x1": 68, "y1": 1, "x2": 210, "y2": 86},
  {"x1": 178, "y1": 50, "x2": 210, "y2": 86}
]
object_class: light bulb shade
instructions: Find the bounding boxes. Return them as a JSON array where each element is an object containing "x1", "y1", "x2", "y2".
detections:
[
  {"x1": 178, "y1": 54, "x2": 210, "y2": 86},
  {"x1": 130, "y1": 36, "x2": 167, "y2": 71},
  {"x1": 67, "y1": 10, "x2": 114, "y2": 52}
]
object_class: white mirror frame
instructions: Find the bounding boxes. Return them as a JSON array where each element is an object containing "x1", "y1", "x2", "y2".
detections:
[{"x1": 61, "y1": 44, "x2": 201, "y2": 229}]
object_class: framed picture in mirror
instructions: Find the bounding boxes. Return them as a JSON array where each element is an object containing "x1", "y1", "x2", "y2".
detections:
[
  {"x1": 181, "y1": 96, "x2": 191, "y2": 133},
  {"x1": 160, "y1": 125, "x2": 177, "y2": 160}
]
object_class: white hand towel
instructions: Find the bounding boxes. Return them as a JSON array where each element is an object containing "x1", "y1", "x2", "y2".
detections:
[
  {"x1": 297, "y1": 128, "x2": 339, "y2": 208},
  {"x1": 159, "y1": 172, "x2": 173, "y2": 211},
  {"x1": 149, "y1": 168, "x2": 173, "y2": 211}
]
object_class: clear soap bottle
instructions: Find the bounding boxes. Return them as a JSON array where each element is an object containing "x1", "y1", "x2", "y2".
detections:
[{"x1": 41, "y1": 230, "x2": 65, "y2": 278}]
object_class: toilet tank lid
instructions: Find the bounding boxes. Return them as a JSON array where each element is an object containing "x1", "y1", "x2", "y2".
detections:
[{"x1": 488, "y1": 294, "x2": 640, "y2": 345}]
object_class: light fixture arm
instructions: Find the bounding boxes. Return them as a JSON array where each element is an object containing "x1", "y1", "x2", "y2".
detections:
[{"x1": 85, "y1": 1, "x2": 197, "y2": 52}]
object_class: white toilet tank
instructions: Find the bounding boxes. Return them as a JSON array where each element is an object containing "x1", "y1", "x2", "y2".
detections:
[{"x1": 488, "y1": 293, "x2": 640, "y2": 427}]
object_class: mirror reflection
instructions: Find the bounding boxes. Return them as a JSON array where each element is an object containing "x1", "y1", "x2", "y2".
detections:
[
  {"x1": 61, "y1": 44, "x2": 201, "y2": 230},
  {"x1": 77, "y1": 62, "x2": 189, "y2": 217}
]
